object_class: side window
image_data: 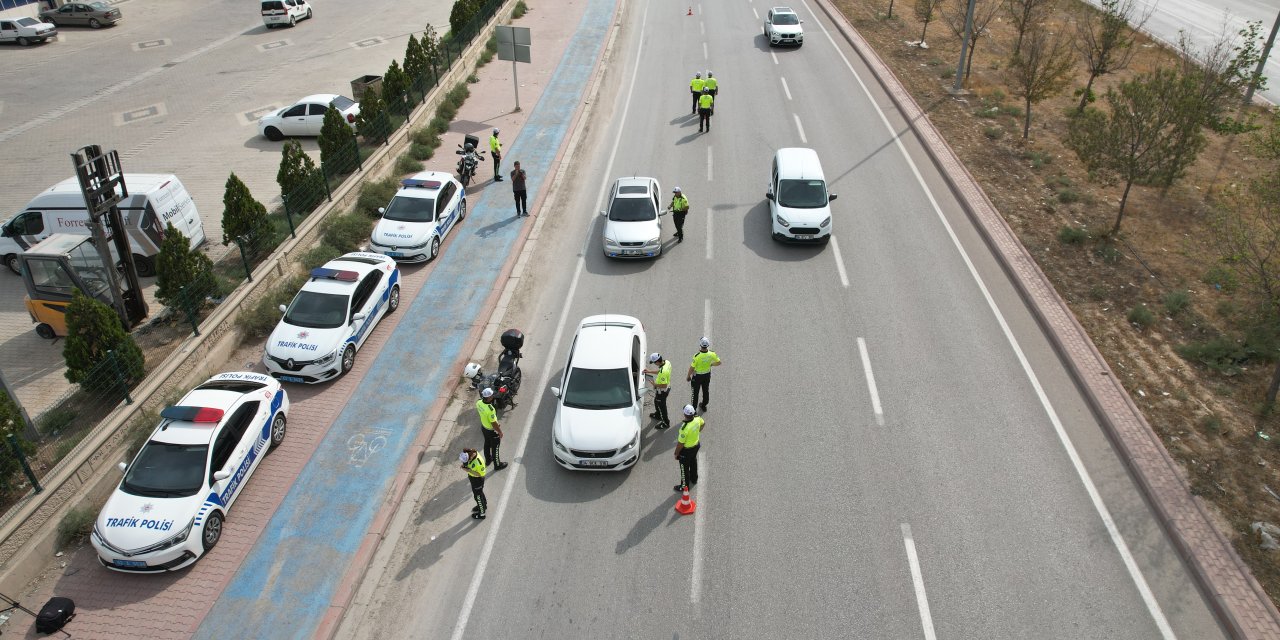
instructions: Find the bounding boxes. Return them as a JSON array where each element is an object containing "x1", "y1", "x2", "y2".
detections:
[
  {"x1": 630, "y1": 336, "x2": 641, "y2": 390},
  {"x1": 436, "y1": 183, "x2": 456, "y2": 217},
  {"x1": 562, "y1": 336, "x2": 578, "y2": 387},
  {"x1": 352, "y1": 271, "x2": 383, "y2": 316},
  {"x1": 283, "y1": 104, "x2": 306, "y2": 118},
  {"x1": 209, "y1": 401, "x2": 260, "y2": 480},
  {"x1": 29, "y1": 260, "x2": 75, "y2": 297},
  {"x1": 15, "y1": 211, "x2": 45, "y2": 236},
  {"x1": 307, "y1": 104, "x2": 328, "y2": 116},
  {"x1": 1, "y1": 22, "x2": 13, "y2": 30}
]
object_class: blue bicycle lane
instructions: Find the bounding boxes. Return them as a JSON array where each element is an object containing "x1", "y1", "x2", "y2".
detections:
[{"x1": 193, "y1": 0, "x2": 615, "y2": 635}]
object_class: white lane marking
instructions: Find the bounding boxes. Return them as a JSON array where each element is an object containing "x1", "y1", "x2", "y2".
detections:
[
  {"x1": 700, "y1": 21, "x2": 705, "y2": 35},
  {"x1": 901, "y1": 523, "x2": 937, "y2": 640},
  {"x1": 703, "y1": 298, "x2": 712, "y2": 339},
  {"x1": 705, "y1": 207, "x2": 713, "y2": 260},
  {"x1": 856, "y1": 337, "x2": 884, "y2": 425},
  {"x1": 793, "y1": 113, "x2": 807, "y2": 143},
  {"x1": 771, "y1": 51, "x2": 779, "y2": 65},
  {"x1": 800, "y1": 1, "x2": 1175, "y2": 634},
  {"x1": 706, "y1": 146, "x2": 713, "y2": 182},
  {"x1": 752, "y1": 6, "x2": 759, "y2": 19},
  {"x1": 691, "y1": 455, "x2": 708, "y2": 604},
  {"x1": 450, "y1": 4, "x2": 652, "y2": 639},
  {"x1": 781, "y1": 76, "x2": 793, "y2": 100},
  {"x1": 830, "y1": 235, "x2": 849, "y2": 287},
  {"x1": 703, "y1": 41, "x2": 708, "y2": 60}
]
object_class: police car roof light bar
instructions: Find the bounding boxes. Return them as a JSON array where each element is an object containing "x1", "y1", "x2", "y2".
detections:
[
  {"x1": 310, "y1": 267, "x2": 359, "y2": 282},
  {"x1": 160, "y1": 406, "x2": 225, "y2": 423},
  {"x1": 401, "y1": 178, "x2": 443, "y2": 189}
]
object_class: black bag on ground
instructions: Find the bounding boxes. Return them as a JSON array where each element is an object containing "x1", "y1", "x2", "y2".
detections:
[{"x1": 35, "y1": 596, "x2": 74, "y2": 634}]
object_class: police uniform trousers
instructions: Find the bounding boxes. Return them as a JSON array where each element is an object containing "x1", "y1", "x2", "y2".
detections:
[
  {"x1": 653, "y1": 389, "x2": 670, "y2": 427},
  {"x1": 482, "y1": 427, "x2": 502, "y2": 467},
  {"x1": 698, "y1": 107, "x2": 712, "y2": 132},
  {"x1": 469, "y1": 475, "x2": 487, "y2": 514},
  {"x1": 678, "y1": 444, "x2": 701, "y2": 488},
  {"x1": 672, "y1": 210, "x2": 688, "y2": 240},
  {"x1": 690, "y1": 372, "x2": 711, "y2": 409},
  {"x1": 491, "y1": 151, "x2": 502, "y2": 179},
  {"x1": 691, "y1": 90, "x2": 700, "y2": 113}
]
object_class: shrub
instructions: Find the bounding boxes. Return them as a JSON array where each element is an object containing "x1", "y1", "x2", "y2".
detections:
[
  {"x1": 1176, "y1": 336, "x2": 1253, "y2": 375},
  {"x1": 1057, "y1": 226, "x2": 1088, "y2": 245},
  {"x1": 56, "y1": 507, "x2": 96, "y2": 549},
  {"x1": 156, "y1": 222, "x2": 218, "y2": 313},
  {"x1": 983, "y1": 126, "x2": 1004, "y2": 140},
  {"x1": 300, "y1": 244, "x2": 344, "y2": 270},
  {"x1": 54, "y1": 431, "x2": 88, "y2": 461},
  {"x1": 38, "y1": 406, "x2": 77, "y2": 435},
  {"x1": 427, "y1": 116, "x2": 451, "y2": 137},
  {"x1": 479, "y1": 35, "x2": 497, "y2": 65},
  {"x1": 355, "y1": 177, "x2": 400, "y2": 218},
  {"x1": 395, "y1": 155, "x2": 423, "y2": 175},
  {"x1": 1020, "y1": 150, "x2": 1052, "y2": 168},
  {"x1": 323, "y1": 213, "x2": 375, "y2": 254},
  {"x1": 1127, "y1": 305, "x2": 1155, "y2": 329},
  {"x1": 513, "y1": 0, "x2": 528, "y2": 18},
  {"x1": 221, "y1": 172, "x2": 271, "y2": 246},
  {"x1": 1202, "y1": 265, "x2": 1237, "y2": 292},
  {"x1": 1056, "y1": 189, "x2": 1080, "y2": 204},
  {"x1": 1045, "y1": 173, "x2": 1072, "y2": 189},
  {"x1": 237, "y1": 273, "x2": 307, "y2": 338},
  {"x1": 0, "y1": 396, "x2": 35, "y2": 493},
  {"x1": 1162, "y1": 290, "x2": 1191, "y2": 315},
  {"x1": 63, "y1": 290, "x2": 145, "y2": 390},
  {"x1": 412, "y1": 127, "x2": 439, "y2": 146},
  {"x1": 409, "y1": 142, "x2": 436, "y2": 161},
  {"x1": 1094, "y1": 242, "x2": 1123, "y2": 264}
]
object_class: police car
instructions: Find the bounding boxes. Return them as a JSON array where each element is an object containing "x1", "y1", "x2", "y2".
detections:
[
  {"x1": 368, "y1": 172, "x2": 466, "y2": 263},
  {"x1": 263, "y1": 252, "x2": 400, "y2": 384},
  {"x1": 91, "y1": 372, "x2": 289, "y2": 572}
]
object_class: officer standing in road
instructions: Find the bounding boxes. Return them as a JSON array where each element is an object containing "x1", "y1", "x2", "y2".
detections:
[
  {"x1": 673, "y1": 405, "x2": 704, "y2": 491},
  {"x1": 705, "y1": 71, "x2": 718, "y2": 98},
  {"x1": 489, "y1": 128, "x2": 504, "y2": 181},
  {"x1": 697, "y1": 88, "x2": 714, "y2": 133},
  {"x1": 690, "y1": 72, "x2": 705, "y2": 114},
  {"x1": 668, "y1": 187, "x2": 689, "y2": 243},
  {"x1": 461, "y1": 448, "x2": 488, "y2": 520},
  {"x1": 645, "y1": 352, "x2": 671, "y2": 429},
  {"x1": 687, "y1": 337, "x2": 721, "y2": 412},
  {"x1": 476, "y1": 388, "x2": 509, "y2": 471}
]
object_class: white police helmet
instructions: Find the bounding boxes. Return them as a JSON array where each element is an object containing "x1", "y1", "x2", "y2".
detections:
[
  {"x1": 459, "y1": 451, "x2": 470, "y2": 463},
  {"x1": 464, "y1": 362, "x2": 482, "y2": 379},
  {"x1": 649, "y1": 352, "x2": 662, "y2": 363},
  {"x1": 481, "y1": 388, "x2": 495, "y2": 399},
  {"x1": 683, "y1": 405, "x2": 696, "y2": 416},
  {"x1": 699, "y1": 337, "x2": 710, "y2": 349}
]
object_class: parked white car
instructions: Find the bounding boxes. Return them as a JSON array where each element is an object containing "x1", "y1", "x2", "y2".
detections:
[
  {"x1": 258, "y1": 94, "x2": 359, "y2": 141},
  {"x1": 91, "y1": 372, "x2": 288, "y2": 572},
  {"x1": 764, "y1": 7, "x2": 804, "y2": 46},
  {"x1": 601, "y1": 177, "x2": 663, "y2": 258},
  {"x1": 0, "y1": 17, "x2": 56, "y2": 45},
  {"x1": 369, "y1": 172, "x2": 467, "y2": 263},
  {"x1": 551, "y1": 315, "x2": 648, "y2": 470}
]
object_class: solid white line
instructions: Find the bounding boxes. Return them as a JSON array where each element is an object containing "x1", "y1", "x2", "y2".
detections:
[
  {"x1": 706, "y1": 146, "x2": 713, "y2": 182},
  {"x1": 449, "y1": 4, "x2": 652, "y2": 639},
  {"x1": 703, "y1": 41, "x2": 708, "y2": 60},
  {"x1": 703, "y1": 298, "x2": 712, "y2": 339},
  {"x1": 781, "y1": 76, "x2": 793, "y2": 100},
  {"x1": 690, "y1": 455, "x2": 707, "y2": 604},
  {"x1": 793, "y1": 113, "x2": 807, "y2": 143},
  {"x1": 771, "y1": 51, "x2": 779, "y2": 65},
  {"x1": 830, "y1": 235, "x2": 849, "y2": 287},
  {"x1": 800, "y1": 1, "x2": 1175, "y2": 634},
  {"x1": 752, "y1": 6, "x2": 759, "y2": 19},
  {"x1": 705, "y1": 207, "x2": 713, "y2": 260},
  {"x1": 901, "y1": 523, "x2": 938, "y2": 640},
  {"x1": 856, "y1": 337, "x2": 883, "y2": 425}
]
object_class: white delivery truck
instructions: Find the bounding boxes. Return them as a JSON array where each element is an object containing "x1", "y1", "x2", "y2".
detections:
[{"x1": 1, "y1": 174, "x2": 206, "y2": 277}]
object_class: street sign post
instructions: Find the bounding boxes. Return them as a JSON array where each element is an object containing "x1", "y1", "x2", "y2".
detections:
[{"x1": 495, "y1": 25, "x2": 531, "y2": 112}]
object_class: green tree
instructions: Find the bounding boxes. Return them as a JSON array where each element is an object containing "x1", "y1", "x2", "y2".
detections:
[
  {"x1": 1066, "y1": 68, "x2": 1206, "y2": 235},
  {"x1": 1176, "y1": 21, "x2": 1266, "y2": 134},
  {"x1": 1073, "y1": 0, "x2": 1151, "y2": 113},
  {"x1": 319, "y1": 105, "x2": 358, "y2": 175},
  {"x1": 449, "y1": 0, "x2": 481, "y2": 38},
  {"x1": 404, "y1": 34, "x2": 427, "y2": 83},
  {"x1": 382, "y1": 60, "x2": 411, "y2": 115},
  {"x1": 1006, "y1": 20, "x2": 1075, "y2": 139},
  {"x1": 1005, "y1": 0, "x2": 1056, "y2": 58},
  {"x1": 0, "y1": 406, "x2": 35, "y2": 494},
  {"x1": 277, "y1": 140, "x2": 322, "y2": 214},
  {"x1": 155, "y1": 221, "x2": 217, "y2": 312},
  {"x1": 355, "y1": 85, "x2": 389, "y2": 143},
  {"x1": 421, "y1": 25, "x2": 441, "y2": 74},
  {"x1": 63, "y1": 289, "x2": 144, "y2": 391},
  {"x1": 220, "y1": 172, "x2": 272, "y2": 246}
]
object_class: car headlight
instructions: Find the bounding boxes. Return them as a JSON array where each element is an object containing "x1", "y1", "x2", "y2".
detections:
[
  {"x1": 646, "y1": 237, "x2": 660, "y2": 246},
  {"x1": 315, "y1": 346, "x2": 341, "y2": 366},
  {"x1": 405, "y1": 236, "x2": 433, "y2": 250},
  {"x1": 553, "y1": 434, "x2": 569, "y2": 453},
  {"x1": 820, "y1": 216, "x2": 831, "y2": 228},
  {"x1": 775, "y1": 215, "x2": 790, "y2": 228},
  {"x1": 620, "y1": 433, "x2": 640, "y2": 452},
  {"x1": 604, "y1": 237, "x2": 619, "y2": 247}
]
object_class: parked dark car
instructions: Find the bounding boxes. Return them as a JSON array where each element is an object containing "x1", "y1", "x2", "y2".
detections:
[{"x1": 39, "y1": 2, "x2": 122, "y2": 29}]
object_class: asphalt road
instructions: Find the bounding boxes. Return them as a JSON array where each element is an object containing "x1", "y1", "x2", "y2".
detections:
[
  {"x1": 342, "y1": 0, "x2": 1230, "y2": 637},
  {"x1": 0, "y1": 0, "x2": 451, "y2": 419}
]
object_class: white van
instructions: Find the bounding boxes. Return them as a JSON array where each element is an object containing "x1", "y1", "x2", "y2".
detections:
[
  {"x1": 261, "y1": 0, "x2": 312, "y2": 28},
  {"x1": 767, "y1": 148, "x2": 837, "y2": 243},
  {"x1": 1, "y1": 174, "x2": 206, "y2": 277}
]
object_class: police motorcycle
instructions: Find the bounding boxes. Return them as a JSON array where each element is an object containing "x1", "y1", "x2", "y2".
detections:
[
  {"x1": 455, "y1": 134, "x2": 486, "y2": 187},
  {"x1": 464, "y1": 329, "x2": 524, "y2": 410}
]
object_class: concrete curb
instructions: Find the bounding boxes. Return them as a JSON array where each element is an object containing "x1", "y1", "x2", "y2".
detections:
[{"x1": 810, "y1": 0, "x2": 1280, "y2": 636}]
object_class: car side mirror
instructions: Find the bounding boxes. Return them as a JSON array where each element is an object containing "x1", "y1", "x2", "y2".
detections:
[
  {"x1": 378, "y1": 207, "x2": 386, "y2": 215},
  {"x1": 599, "y1": 210, "x2": 607, "y2": 216},
  {"x1": 117, "y1": 461, "x2": 127, "y2": 473},
  {"x1": 550, "y1": 386, "x2": 561, "y2": 397},
  {"x1": 801, "y1": 19, "x2": 805, "y2": 23},
  {"x1": 278, "y1": 304, "x2": 288, "y2": 314},
  {"x1": 352, "y1": 312, "x2": 367, "y2": 323},
  {"x1": 213, "y1": 469, "x2": 231, "y2": 481},
  {"x1": 765, "y1": 193, "x2": 775, "y2": 201},
  {"x1": 829, "y1": 194, "x2": 838, "y2": 202}
]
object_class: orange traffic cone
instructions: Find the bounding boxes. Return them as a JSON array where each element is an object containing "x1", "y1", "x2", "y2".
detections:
[
  {"x1": 687, "y1": 6, "x2": 693, "y2": 15},
  {"x1": 675, "y1": 487, "x2": 696, "y2": 515}
]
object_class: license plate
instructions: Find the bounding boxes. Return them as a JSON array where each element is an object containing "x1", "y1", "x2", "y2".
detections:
[
  {"x1": 113, "y1": 559, "x2": 146, "y2": 568},
  {"x1": 579, "y1": 459, "x2": 610, "y2": 467},
  {"x1": 385, "y1": 251, "x2": 403, "y2": 258},
  {"x1": 622, "y1": 250, "x2": 641, "y2": 256},
  {"x1": 279, "y1": 375, "x2": 305, "y2": 383},
  {"x1": 793, "y1": 234, "x2": 814, "y2": 240}
]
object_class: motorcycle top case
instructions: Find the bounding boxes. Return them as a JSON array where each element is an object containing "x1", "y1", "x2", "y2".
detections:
[
  {"x1": 501, "y1": 329, "x2": 524, "y2": 351},
  {"x1": 464, "y1": 133, "x2": 481, "y2": 150}
]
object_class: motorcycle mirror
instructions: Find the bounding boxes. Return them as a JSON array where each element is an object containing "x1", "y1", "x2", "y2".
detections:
[
  {"x1": 456, "y1": 149, "x2": 465, "y2": 155},
  {"x1": 550, "y1": 387, "x2": 561, "y2": 397}
]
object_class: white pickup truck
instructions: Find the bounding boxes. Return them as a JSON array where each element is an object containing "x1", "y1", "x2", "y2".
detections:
[{"x1": 0, "y1": 17, "x2": 57, "y2": 46}]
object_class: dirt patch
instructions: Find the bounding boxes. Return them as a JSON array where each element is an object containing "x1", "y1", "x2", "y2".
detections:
[{"x1": 832, "y1": 0, "x2": 1280, "y2": 606}]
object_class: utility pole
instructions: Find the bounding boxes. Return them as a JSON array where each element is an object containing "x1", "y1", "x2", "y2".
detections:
[
  {"x1": 950, "y1": 0, "x2": 977, "y2": 94},
  {"x1": 1244, "y1": 8, "x2": 1280, "y2": 106}
]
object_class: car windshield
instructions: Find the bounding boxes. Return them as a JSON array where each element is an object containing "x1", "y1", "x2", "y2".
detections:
[
  {"x1": 331, "y1": 96, "x2": 357, "y2": 110},
  {"x1": 562, "y1": 367, "x2": 632, "y2": 410},
  {"x1": 15, "y1": 17, "x2": 38, "y2": 26},
  {"x1": 381, "y1": 195, "x2": 436, "y2": 222},
  {"x1": 608, "y1": 198, "x2": 656, "y2": 222},
  {"x1": 122, "y1": 441, "x2": 209, "y2": 498},
  {"x1": 284, "y1": 290, "x2": 349, "y2": 329},
  {"x1": 773, "y1": 12, "x2": 799, "y2": 25},
  {"x1": 778, "y1": 179, "x2": 828, "y2": 208}
]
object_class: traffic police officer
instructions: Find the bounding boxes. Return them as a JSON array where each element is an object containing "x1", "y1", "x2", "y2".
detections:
[
  {"x1": 705, "y1": 71, "x2": 718, "y2": 98},
  {"x1": 489, "y1": 128, "x2": 503, "y2": 181},
  {"x1": 690, "y1": 72, "x2": 705, "y2": 114},
  {"x1": 646, "y1": 352, "x2": 671, "y2": 429},
  {"x1": 674, "y1": 405, "x2": 704, "y2": 491},
  {"x1": 461, "y1": 448, "x2": 488, "y2": 520},
  {"x1": 687, "y1": 337, "x2": 721, "y2": 411},
  {"x1": 697, "y1": 88, "x2": 714, "y2": 132},
  {"x1": 669, "y1": 187, "x2": 689, "y2": 243},
  {"x1": 476, "y1": 388, "x2": 509, "y2": 471}
]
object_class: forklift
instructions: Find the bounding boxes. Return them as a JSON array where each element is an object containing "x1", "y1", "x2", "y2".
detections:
[{"x1": 20, "y1": 234, "x2": 146, "y2": 339}]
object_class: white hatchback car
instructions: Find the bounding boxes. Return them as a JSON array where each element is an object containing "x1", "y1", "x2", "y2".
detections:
[
  {"x1": 258, "y1": 94, "x2": 359, "y2": 141},
  {"x1": 261, "y1": 0, "x2": 312, "y2": 28},
  {"x1": 764, "y1": 7, "x2": 804, "y2": 46},
  {"x1": 368, "y1": 172, "x2": 467, "y2": 263},
  {"x1": 263, "y1": 253, "x2": 400, "y2": 384},
  {"x1": 601, "y1": 177, "x2": 663, "y2": 258},
  {"x1": 91, "y1": 372, "x2": 288, "y2": 572},
  {"x1": 551, "y1": 315, "x2": 648, "y2": 470}
]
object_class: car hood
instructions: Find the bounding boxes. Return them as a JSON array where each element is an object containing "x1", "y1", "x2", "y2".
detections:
[
  {"x1": 266, "y1": 322, "x2": 347, "y2": 360},
  {"x1": 773, "y1": 202, "x2": 831, "y2": 225},
  {"x1": 372, "y1": 219, "x2": 434, "y2": 247},
  {"x1": 772, "y1": 24, "x2": 803, "y2": 35},
  {"x1": 97, "y1": 490, "x2": 202, "y2": 551},
  {"x1": 554, "y1": 404, "x2": 640, "y2": 451},
  {"x1": 604, "y1": 219, "x2": 661, "y2": 243}
]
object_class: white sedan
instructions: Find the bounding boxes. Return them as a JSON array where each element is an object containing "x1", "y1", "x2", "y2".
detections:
[
  {"x1": 258, "y1": 94, "x2": 359, "y2": 141},
  {"x1": 368, "y1": 172, "x2": 467, "y2": 263},
  {"x1": 601, "y1": 177, "x2": 664, "y2": 258},
  {"x1": 551, "y1": 315, "x2": 648, "y2": 470},
  {"x1": 91, "y1": 372, "x2": 289, "y2": 572},
  {"x1": 263, "y1": 252, "x2": 400, "y2": 384}
]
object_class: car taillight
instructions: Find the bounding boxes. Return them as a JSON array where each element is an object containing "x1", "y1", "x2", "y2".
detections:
[{"x1": 346, "y1": 113, "x2": 356, "y2": 123}]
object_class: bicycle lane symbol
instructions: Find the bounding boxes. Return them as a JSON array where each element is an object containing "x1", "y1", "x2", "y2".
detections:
[{"x1": 347, "y1": 430, "x2": 389, "y2": 467}]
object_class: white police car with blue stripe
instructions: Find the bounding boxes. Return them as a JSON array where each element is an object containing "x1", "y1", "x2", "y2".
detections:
[
  {"x1": 91, "y1": 372, "x2": 289, "y2": 572},
  {"x1": 368, "y1": 171, "x2": 466, "y2": 263}
]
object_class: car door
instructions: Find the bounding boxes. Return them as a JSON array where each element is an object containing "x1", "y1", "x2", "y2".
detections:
[
  {"x1": 0, "y1": 21, "x2": 14, "y2": 41},
  {"x1": 350, "y1": 271, "x2": 383, "y2": 347},
  {"x1": 764, "y1": 9, "x2": 773, "y2": 36},
  {"x1": 277, "y1": 103, "x2": 308, "y2": 136},
  {"x1": 436, "y1": 182, "x2": 458, "y2": 236},
  {"x1": 650, "y1": 181, "x2": 662, "y2": 232},
  {"x1": 214, "y1": 401, "x2": 260, "y2": 509},
  {"x1": 303, "y1": 102, "x2": 328, "y2": 135}
]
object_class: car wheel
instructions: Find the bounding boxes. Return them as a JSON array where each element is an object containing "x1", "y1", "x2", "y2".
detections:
[
  {"x1": 306, "y1": 8, "x2": 313, "y2": 19},
  {"x1": 428, "y1": 236, "x2": 440, "y2": 262},
  {"x1": 4, "y1": 254, "x2": 19, "y2": 275},
  {"x1": 387, "y1": 285, "x2": 400, "y2": 313},
  {"x1": 17, "y1": 36, "x2": 29, "y2": 46},
  {"x1": 35, "y1": 324, "x2": 56, "y2": 340},
  {"x1": 89, "y1": 18, "x2": 102, "y2": 28},
  {"x1": 269, "y1": 413, "x2": 287, "y2": 449},
  {"x1": 264, "y1": 126, "x2": 284, "y2": 141},
  {"x1": 201, "y1": 511, "x2": 224, "y2": 552},
  {"x1": 459, "y1": 199, "x2": 467, "y2": 221},
  {"x1": 132, "y1": 255, "x2": 155, "y2": 277},
  {"x1": 340, "y1": 344, "x2": 356, "y2": 375},
  {"x1": 288, "y1": 16, "x2": 296, "y2": 27}
]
